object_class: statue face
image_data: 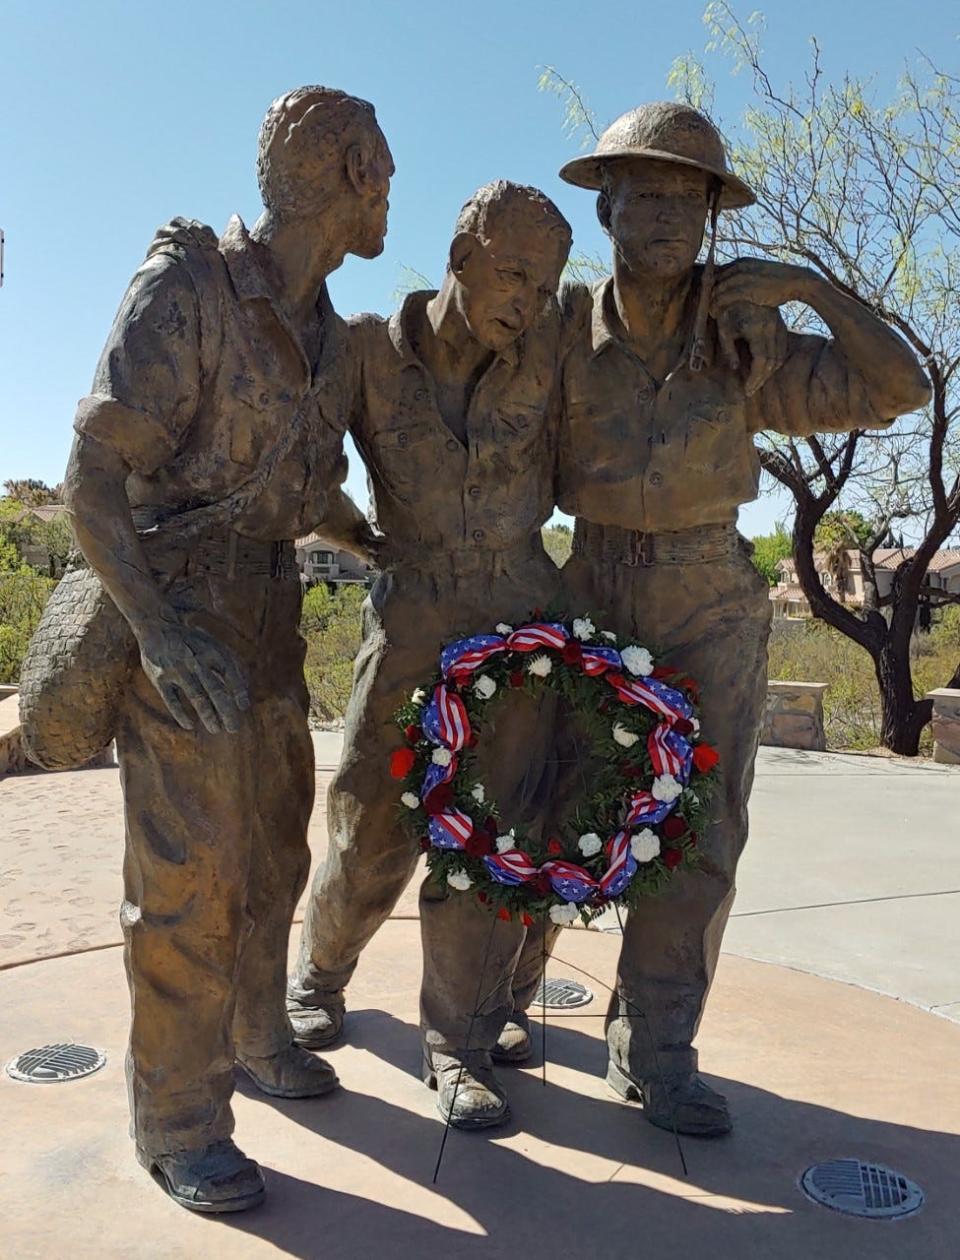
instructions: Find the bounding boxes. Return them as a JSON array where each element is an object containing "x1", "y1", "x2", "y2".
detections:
[
  {"x1": 350, "y1": 131, "x2": 395, "y2": 259},
  {"x1": 452, "y1": 217, "x2": 567, "y2": 352},
  {"x1": 603, "y1": 164, "x2": 708, "y2": 278}
]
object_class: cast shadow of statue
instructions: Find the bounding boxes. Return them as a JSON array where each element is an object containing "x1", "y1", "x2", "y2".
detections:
[{"x1": 225, "y1": 1008, "x2": 956, "y2": 1260}]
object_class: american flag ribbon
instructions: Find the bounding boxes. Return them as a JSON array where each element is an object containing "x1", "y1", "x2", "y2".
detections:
[
  {"x1": 421, "y1": 756, "x2": 458, "y2": 801},
  {"x1": 505, "y1": 622, "x2": 569, "y2": 653},
  {"x1": 440, "y1": 634, "x2": 507, "y2": 679},
  {"x1": 606, "y1": 672, "x2": 694, "y2": 723},
  {"x1": 541, "y1": 859, "x2": 598, "y2": 903},
  {"x1": 599, "y1": 830, "x2": 638, "y2": 898},
  {"x1": 428, "y1": 809, "x2": 474, "y2": 851},
  {"x1": 580, "y1": 645, "x2": 622, "y2": 676},
  {"x1": 483, "y1": 848, "x2": 539, "y2": 886},
  {"x1": 421, "y1": 684, "x2": 471, "y2": 751},
  {"x1": 625, "y1": 790, "x2": 674, "y2": 827},
  {"x1": 647, "y1": 722, "x2": 692, "y2": 780}
]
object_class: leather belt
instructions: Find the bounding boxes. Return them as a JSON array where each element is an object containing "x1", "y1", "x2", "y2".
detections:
[
  {"x1": 131, "y1": 508, "x2": 297, "y2": 580},
  {"x1": 573, "y1": 520, "x2": 740, "y2": 567}
]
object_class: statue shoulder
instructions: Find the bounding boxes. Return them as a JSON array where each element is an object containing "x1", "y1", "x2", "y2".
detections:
[{"x1": 145, "y1": 217, "x2": 220, "y2": 261}]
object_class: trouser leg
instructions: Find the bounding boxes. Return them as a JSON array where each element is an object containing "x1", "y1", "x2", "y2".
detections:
[
  {"x1": 118, "y1": 665, "x2": 255, "y2": 1157},
  {"x1": 608, "y1": 588, "x2": 771, "y2": 1081}
]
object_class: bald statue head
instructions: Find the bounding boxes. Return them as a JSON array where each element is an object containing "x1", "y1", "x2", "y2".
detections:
[
  {"x1": 257, "y1": 86, "x2": 394, "y2": 259},
  {"x1": 446, "y1": 180, "x2": 572, "y2": 352}
]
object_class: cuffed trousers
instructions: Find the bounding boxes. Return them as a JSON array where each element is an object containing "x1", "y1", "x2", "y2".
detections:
[{"x1": 117, "y1": 568, "x2": 312, "y2": 1156}]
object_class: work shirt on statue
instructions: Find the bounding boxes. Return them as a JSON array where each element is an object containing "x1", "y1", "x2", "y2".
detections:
[
  {"x1": 347, "y1": 290, "x2": 561, "y2": 556},
  {"x1": 557, "y1": 274, "x2": 890, "y2": 533},
  {"x1": 74, "y1": 216, "x2": 353, "y2": 542}
]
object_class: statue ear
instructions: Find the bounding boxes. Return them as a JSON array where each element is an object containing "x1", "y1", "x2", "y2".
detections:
[
  {"x1": 345, "y1": 142, "x2": 372, "y2": 195},
  {"x1": 596, "y1": 191, "x2": 612, "y2": 236},
  {"x1": 449, "y1": 232, "x2": 478, "y2": 277}
]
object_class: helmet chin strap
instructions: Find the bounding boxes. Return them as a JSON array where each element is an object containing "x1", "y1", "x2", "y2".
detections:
[{"x1": 688, "y1": 179, "x2": 721, "y2": 373}]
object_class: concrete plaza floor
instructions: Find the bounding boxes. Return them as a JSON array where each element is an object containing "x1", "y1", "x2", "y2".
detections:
[{"x1": 1, "y1": 742, "x2": 959, "y2": 1257}]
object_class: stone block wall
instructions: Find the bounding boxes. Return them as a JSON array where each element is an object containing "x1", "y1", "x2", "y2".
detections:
[
  {"x1": 928, "y1": 688, "x2": 960, "y2": 765},
  {"x1": 761, "y1": 681, "x2": 828, "y2": 751}
]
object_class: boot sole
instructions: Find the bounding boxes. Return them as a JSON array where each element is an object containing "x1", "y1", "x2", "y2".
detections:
[
  {"x1": 424, "y1": 1068, "x2": 511, "y2": 1130},
  {"x1": 136, "y1": 1149, "x2": 266, "y2": 1214}
]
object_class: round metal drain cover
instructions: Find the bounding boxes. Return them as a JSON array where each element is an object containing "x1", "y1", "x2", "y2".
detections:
[
  {"x1": 7, "y1": 1043, "x2": 106, "y2": 1084},
  {"x1": 801, "y1": 1159, "x2": 923, "y2": 1219},
  {"x1": 535, "y1": 978, "x2": 594, "y2": 1009}
]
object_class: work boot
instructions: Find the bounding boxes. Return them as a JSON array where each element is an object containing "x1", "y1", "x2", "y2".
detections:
[
  {"x1": 136, "y1": 1138, "x2": 265, "y2": 1213},
  {"x1": 237, "y1": 1044, "x2": 340, "y2": 1099},
  {"x1": 424, "y1": 1049, "x2": 510, "y2": 1130},
  {"x1": 287, "y1": 989, "x2": 346, "y2": 1049},
  {"x1": 492, "y1": 1012, "x2": 532, "y2": 1064},
  {"x1": 607, "y1": 1062, "x2": 732, "y2": 1136}
]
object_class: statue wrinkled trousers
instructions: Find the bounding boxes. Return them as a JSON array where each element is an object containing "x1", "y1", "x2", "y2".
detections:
[
  {"x1": 562, "y1": 543, "x2": 771, "y2": 1082},
  {"x1": 290, "y1": 542, "x2": 561, "y2": 1056},
  {"x1": 117, "y1": 565, "x2": 312, "y2": 1158}
]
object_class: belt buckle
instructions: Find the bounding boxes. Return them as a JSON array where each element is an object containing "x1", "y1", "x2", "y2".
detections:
[
  {"x1": 628, "y1": 531, "x2": 655, "y2": 567},
  {"x1": 270, "y1": 541, "x2": 283, "y2": 579}
]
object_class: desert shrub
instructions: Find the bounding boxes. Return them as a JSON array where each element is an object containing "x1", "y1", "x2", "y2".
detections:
[
  {"x1": 301, "y1": 583, "x2": 366, "y2": 721},
  {"x1": 0, "y1": 569, "x2": 55, "y2": 684}
]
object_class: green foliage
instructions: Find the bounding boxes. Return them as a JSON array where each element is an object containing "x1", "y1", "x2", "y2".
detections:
[
  {"x1": 751, "y1": 524, "x2": 792, "y2": 585},
  {"x1": 814, "y1": 511, "x2": 874, "y2": 554},
  {"x1": 542, "y1": 522, "x2": 573, "y2": 568},
  {"x1": 0, "y1": 569, "x2": 55, "y2": 684},
  {"x1": 2, "y1": 479, "x2": 62, "y2": 507},
  {"x1": 301, "y1": 583, "x2": 366, "y2": 722},
  {"x1": 0, "y1": 498, "x2": 73, "y2": 576}
]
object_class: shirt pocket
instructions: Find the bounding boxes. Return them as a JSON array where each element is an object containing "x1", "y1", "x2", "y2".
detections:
[
  {"x1": 368, "y1": 418, "x2": 439, "y2": 503},
  {"x1": 681, "y1": 401, "x2": 739, "y2": 471}
]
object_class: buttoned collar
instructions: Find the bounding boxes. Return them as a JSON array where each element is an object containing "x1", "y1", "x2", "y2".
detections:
[
  {"x1": 388, "y1": 289, "x2": 522, "y2": 370},
  {"x1": 588, "y1": 270, "x2": 713, "y2": 373}
]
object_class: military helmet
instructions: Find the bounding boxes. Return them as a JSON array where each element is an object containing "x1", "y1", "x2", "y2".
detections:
[{"x1": 559, "y1": 101, "x2": 755, "y2": 211}]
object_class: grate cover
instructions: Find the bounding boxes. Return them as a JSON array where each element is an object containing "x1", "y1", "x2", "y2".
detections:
[
  {"x1": 535, "y1": 978, "x2": 594, "y2": 1009},
  {"x1": 7, "y1": 1043, "x2": 106, "y2": 1084},
  {"x1": 801, "y1": 1159, "x2": 924, "y2": 1219}
]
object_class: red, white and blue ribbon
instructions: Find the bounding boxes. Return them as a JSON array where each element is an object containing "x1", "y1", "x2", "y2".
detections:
[
  {"x1": 440, "y1": 635, "x2": 506, "y2": 680},
  {"x1": 421, "y1": 684, "x2": 471, "y2": 751},
  {"x1": 428, "y1": 809, "x2": 474, "y2": 850},
  {"x1": 625, "y1": 790, "x2": 674, "y2": 827},
  {"x1": 421, "y1": 755, "x2": 458, "y2": 802},
  {"x1": 505, "y1": 622, "x2": 569, "y2": 653},
  {"x1": 484, "y1": 848, "x2": 540, "y2": 886},
  {"x1": 606, "y1": 673, "x2": 693, "y2": 723},
  {"x1": 599, "y1": 830, "x2": 638, "y2": 898},
  {"x1": 580, "y1": 645, "x2": 622, "y2": 676},
  {"x1": 648, "y1": 722, "x2": 693, "y2": 783},
  {"x1": 541, "y1": 859, "x2": 598, "y2": 903}
]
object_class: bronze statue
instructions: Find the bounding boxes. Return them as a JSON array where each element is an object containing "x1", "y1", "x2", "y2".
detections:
[
  {"x1": 53, "y1": 86, "x2": 392, "y2": 1212},
  {"x1": 287, "y1": 181, "x2": 571, "y2": 1129},
  {"x1": 555, "y1": 102, "x2": 931, "y2": 1136}
]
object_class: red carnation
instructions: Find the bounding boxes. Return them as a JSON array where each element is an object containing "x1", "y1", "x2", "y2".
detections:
[
  {"x1": 663, "y1": 815, "x2": 687, "y2": 840},
  {"x1": 467, "y1": 731, "x2": 478, "y2": 747},
  {"x1": 673, "y1": 717, "x2": 694, "y2": 737},
  {"x1": 561, "y1": 640, "x2": 584, "y2": 667},
  {"x1": 423, "y1": 782, "x2": 454, "y2": 814},
  {"x1": 509, "y1": 671, "x2": 525, "y2": 688},
  {"x1": 532, "y1": 872, "x2": 552, "y2": 897},
  {"x1": 419, "y1": 836, "x2": 430, "y2": 853},
  {"x1": 521, "y1": 912, "x2": 534, "y2": 927},
  {"x1": 621, "y1": 762, "x2": 645, "y2": 779},
  {"x1": 389, "y1": 747, "x2": 416, "y2": 779},
  {"x1": 497, "y1": 907, "x2": 512, "y2": 922},
  {"x1": 403, "y1": 724, "x2": 422, "y2": 744},
  {"x1": 663, "y1": 848, "x2": 683, "y2": 870},
  {"x1": 483, "y1": 815, "x2": 499, "y2": 835},
  {"x1": 651, "y1": 664, "x2": 679, "y2": 680},
  {"x1": 465, "y1": 831, "x2": 494, "y2": 858},
  {"x1": 546, "y1": 837, "x2": 564, "y2": 856},
  {"x1": 693, "y1": 743, "x2": 720, "y2": 773},
  {"x1": 477, "y1": 891, "x2": 489, "y2": 904}
]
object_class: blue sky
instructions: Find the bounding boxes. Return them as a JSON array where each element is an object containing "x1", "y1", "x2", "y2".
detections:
[{"x1": 2, "y1": 0, "x2": 956, "y2": 536}]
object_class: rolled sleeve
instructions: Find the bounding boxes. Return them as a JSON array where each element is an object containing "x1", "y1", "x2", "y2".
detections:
[
  {"x1": 747, "y1": 331, "x2": 893, "y2": 438},
  {"x1": 74, "y1": 256, "x2": 201, "y2": 475}
]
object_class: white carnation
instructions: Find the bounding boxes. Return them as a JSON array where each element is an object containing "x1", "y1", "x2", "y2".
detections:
[
  {"x1": 431, "y1": 747, "x2": 453, "y2": 767},
  {"x1": 577, "y1": 832, "x2": 603, "y2": 857},
  {"x1": 470, "y1": 783, "x2": 486, "y2": 804},
  {"x1": 495, "y1": 622, "x2": 513, "y2": 635},
  {"x1": 572, "y1": 616, "x2": 595, "y2": 641},
  {"x1": 549, "y1": 902, "x2": 580, "y2": 926},
  {"x1": 691, "y1": 717, "x2": 701, "y2": 736},
  {"x1": 652, "y1": 774, "x2": 683, "y2": 803},
  {"x1": 630, "y1": 828, "x2": 661, "y2": 863},
  {"x1": 495, "y1": 831, "x2": 515, "y2": 854},
  {"x1": 612, "y1": 722, "x2": 640, "y2": 748},
  {"x1": 621, "y1": 645, "x2": 654, "y2": 677},
  {"x1": 601, "y1": 630, "x2": 618, "y2": 643},
  {"x1": 527, "y1": 654, "x2": 553, "y2": 678},
  {"x1": 411, "y1": 688, "x2": 426, "y2": 705},
  {"x1": 446, "y1": 869, "x2": 473, "y2": 891},
  {"x1": 473, "y1": 673, "x2": 497, "y2": 700},
  {"x1": 400, "y1": 792, "x2": 420, "y2": 810}
]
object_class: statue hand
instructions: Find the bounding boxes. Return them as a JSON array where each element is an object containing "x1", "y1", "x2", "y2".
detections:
[
  {"x1": 135, "y1": 619, "x2": 250, "y2": 734},
  {"x1": 714, "y1": 299, "x2": 791, "y2": 396},
  {"x1": 711, "y1": 257, "x2": 818, "y2": 313}
]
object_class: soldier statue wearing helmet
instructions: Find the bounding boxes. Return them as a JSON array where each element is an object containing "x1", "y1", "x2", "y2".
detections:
[{"x1": 556, "y1": 102, "x2": 930, "y2": 1137}]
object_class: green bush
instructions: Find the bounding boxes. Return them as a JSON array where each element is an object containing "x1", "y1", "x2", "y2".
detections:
[
  {"x1": 0, "y1": 569, "x2": 55, "y2": 684},
  {"x1": 301, "y1": 583, "x2": 366, "y2": 722}
]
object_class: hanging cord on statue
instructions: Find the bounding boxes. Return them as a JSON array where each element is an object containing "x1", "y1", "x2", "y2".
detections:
[{"x1": 687, "y1": 178, "x2": 722, "y2": 374}]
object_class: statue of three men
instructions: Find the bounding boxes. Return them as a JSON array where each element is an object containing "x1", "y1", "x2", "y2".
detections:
[{"x1": 50, "y1": 86, "x2": 929, "y2": 1212}]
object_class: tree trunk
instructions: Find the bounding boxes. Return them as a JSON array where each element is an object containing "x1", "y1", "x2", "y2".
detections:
[{"x1": 875, "y1": 637, "x2": 924, "y2": 755}]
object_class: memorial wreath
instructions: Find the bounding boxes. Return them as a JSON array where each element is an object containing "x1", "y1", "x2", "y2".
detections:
[{"x1": 391, "y1": 616, "x2": 719, "y2": 926}]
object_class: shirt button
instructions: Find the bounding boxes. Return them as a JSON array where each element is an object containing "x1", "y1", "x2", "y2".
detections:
[
  {"x1": 468, "y1": 485, "x2": 481, "y2": 498},
  {"x1": 517, "y1": 416, "x2": 529, "y2": 429},
  {"x1": 649, "y1": 471, "x2": 663, "y2": 487},
  {"x1": 260, "y1": 391, "x2": 271, "y2": 406},
  {"x1": 446, "y1": 439, "x2": 459, "y2": 452},
  {"x1": 638, "y1": 384, "x2": 654, "y2": 403},
  {"x1": 472, "y1": 528, "x2": 485, "y2": 542},
  {"x1": 397, "y1": 432, "x2": 408, "y2": 447},
  {"x1": 414, "y1": 388, "x2": 428, "y2": 402}
]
